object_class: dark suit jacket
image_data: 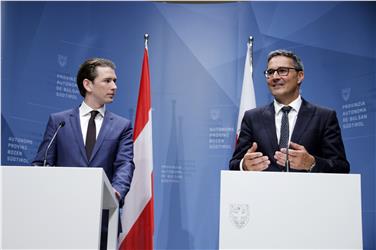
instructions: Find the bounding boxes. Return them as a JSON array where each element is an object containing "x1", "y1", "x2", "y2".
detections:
[
  {"x1": 33, "y1": 107, "x2": 135, "y2": 200},
  {"x1": 229, "y1": 99, "x2": 350, "y2": 173}
]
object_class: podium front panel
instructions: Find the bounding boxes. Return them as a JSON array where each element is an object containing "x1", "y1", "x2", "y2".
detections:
[
  {"x1": 2, "y1": 167, "x2": 104, "y2": 249},
  {"x1": 219, "y1": 171, "x2": 362, "y2": 249}
]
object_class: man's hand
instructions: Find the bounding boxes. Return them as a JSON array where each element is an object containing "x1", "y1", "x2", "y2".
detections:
[
  {"x1": 274, "y1": 141, "x2": 315, "y2": 171},
  {"x1": 242, "y1": 142, "x2": 270, "y2": 171},
  {"x1": 113, "y1": 188, "x2": 121, "y2": 200}
]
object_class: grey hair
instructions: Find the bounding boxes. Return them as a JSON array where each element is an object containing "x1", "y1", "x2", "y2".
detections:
[{"x1": 267, "y1": 49, "x2": 304, "y2": 71}]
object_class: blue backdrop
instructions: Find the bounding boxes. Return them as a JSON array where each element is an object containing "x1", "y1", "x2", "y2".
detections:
[{"x1": 2, "y1": 2, "x2": 375, "y2": 249}]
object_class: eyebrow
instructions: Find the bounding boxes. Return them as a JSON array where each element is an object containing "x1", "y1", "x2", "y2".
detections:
[
  {"x1": 103, "y1": 77, "x2": 117, "y2": 81},
  {"x1": 267, "y1": 66, "x2": 293, "y2": 69}
]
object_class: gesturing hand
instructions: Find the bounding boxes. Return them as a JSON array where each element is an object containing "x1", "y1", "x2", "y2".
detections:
[
  {"x1": 242, "y1": 142, "x2": 270, "y2": 171},
  {"x1": 274, "y1": 142, "x2": 315, "y2": 171}
]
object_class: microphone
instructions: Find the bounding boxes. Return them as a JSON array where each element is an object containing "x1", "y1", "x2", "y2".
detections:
[
  {"x1": 285, "y1": 141, "x2": 290, "y2": 172},
  {"x1": 43, "y1": 121, "x2": 65, "y2": 166}
]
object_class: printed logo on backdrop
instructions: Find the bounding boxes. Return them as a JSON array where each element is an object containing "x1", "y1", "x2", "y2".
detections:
[
  {"x1": 6, "y1": 136, "x2": 33, "y2": 165},
  {"x1": 208, "y1": 107, "x2": 234, "y2": 150},
  {"x1": 341, "y1": 88, "x2": 351, "y2": 102},
  {"x1": 56, "y1": 54, "x2": 79, "y2": 100},
  {"x1": 229, "y1": 203, "x2": 250, "y2": 229},
  {"x1": 340, "y1": 88, "x2": 368, "y2": 129},
  {"x1": 57, "y1": 54, "x2": 68, "y2": 68},
  {"x1": 210, "y1": 108, "x2": 220, "y2": 121},
  {"x1": 160, "y1": 160, "x2": 196, "y2": 183},
  {"x1": 160, "y1": 102, "x2": 197, "y2": 184}
]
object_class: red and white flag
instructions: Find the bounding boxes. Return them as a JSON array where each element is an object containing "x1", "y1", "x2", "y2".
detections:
[
  {"x1": 119, "y1": 39, "x2": 154, "y2": 250},
  {"x1": 236, "y1": 39, "x2": 256, "y2": 141}
]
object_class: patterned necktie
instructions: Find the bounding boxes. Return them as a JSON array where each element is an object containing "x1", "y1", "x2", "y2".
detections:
[
  {"x1": 279, "y1": 106, "x2": 292, "y2": 149},
  {"x1": 86, "y1": 110, "x2": 99, "y2": 159}
]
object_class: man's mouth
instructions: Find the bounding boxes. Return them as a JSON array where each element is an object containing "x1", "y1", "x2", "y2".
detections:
[{"x1": 272, "y1": 82, "x2": 284, "y2": 88}]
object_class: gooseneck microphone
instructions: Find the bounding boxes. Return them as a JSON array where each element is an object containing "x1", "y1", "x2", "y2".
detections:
[
  {"x1": 43, "y1": 121, "x2": 65, "y2": 166},
  {"x1": 285, "y1": 142, "x2": 290, "y2": 172}
]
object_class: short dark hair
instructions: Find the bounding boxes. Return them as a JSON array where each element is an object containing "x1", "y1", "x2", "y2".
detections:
[
  {"x1": 76, "y1": 58, "x2": 116, "y2": 97},
  {"x1": 267, "y1": 49, "x2": 304, "y2": 71}
]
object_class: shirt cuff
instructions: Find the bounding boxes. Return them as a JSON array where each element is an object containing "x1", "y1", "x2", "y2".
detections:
[
  {"x1": 308, "y1": 158, "x2": 316, "y2": 172},
  {"x1": 239, "y1": 158, "x2": 245, "y2": 171}
]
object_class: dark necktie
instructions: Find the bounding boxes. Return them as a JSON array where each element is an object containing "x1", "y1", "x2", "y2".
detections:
[
  {"x1": 279, "y1": 106, "x2": 292, "y2": 149},
  {"x1": 86, "y1": 110, "x2": 99, "y2": 159}
]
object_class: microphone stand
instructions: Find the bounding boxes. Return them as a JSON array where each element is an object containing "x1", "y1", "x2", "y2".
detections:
[
  {"x1": 43, "y1": 121, "x2": 65, "y2": 166},
  {"x1": 285, "y1": 142, "x2": 290, "y2": 172}
]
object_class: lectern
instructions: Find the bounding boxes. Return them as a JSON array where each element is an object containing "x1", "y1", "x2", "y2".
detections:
[
  {"x1": 219, "y1": 171, "x2": 362, "y2": 249},
  {"x1": 1, "y1": 166, "x2": 119, "y2": 250}
]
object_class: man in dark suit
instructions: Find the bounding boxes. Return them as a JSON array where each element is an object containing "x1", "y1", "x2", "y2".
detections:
[
  {"x1": 229, "y1": 49, "x2": 349, "y2": 173},
  {"x1": 33, "y1": 58, "x2": 135, "y2": 249}
]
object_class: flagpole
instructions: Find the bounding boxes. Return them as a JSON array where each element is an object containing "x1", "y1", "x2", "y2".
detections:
[
  {"x1": 248, "y1": 36, "x2": 253, "y2": 66},
  {"x1": 248, "y1": 36, "x2": 253, "y2": 44},
  {"x1": 144, "y1": 33, "x2": 149, "y2": 49}
]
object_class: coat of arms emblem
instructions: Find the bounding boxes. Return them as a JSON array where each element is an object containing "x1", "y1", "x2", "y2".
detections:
[
  {"x1": 229, "y1": 203, "x2": 249, "y2": 229},
  {"x1": 57, "y1": 54, "x2": 68, "y2": 68},
  {"x1": 210, "y1": 108, "x2": 220, "y2": 121},
  {"x1": 342, "y1": 88, "x2": 351, "y2": 102}
]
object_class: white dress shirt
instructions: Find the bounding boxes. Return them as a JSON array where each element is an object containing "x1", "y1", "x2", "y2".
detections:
[
  {"x1": 79, "y1": 101, "x2": 105, "y2": 145},
  {"x1": 240, "y1": 95, "x2": 303, "y2": 170},
  {"x1": 273, "y1": 95, "x2": 302, "y2": 145}
]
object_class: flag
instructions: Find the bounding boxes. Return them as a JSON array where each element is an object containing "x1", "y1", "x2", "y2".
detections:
[
  {"x1": 236, "y1": 39, "x2": 256, "y2": 141},
  {"x1": 119, "y1": 40, "x2": 154, "y2": 250}
]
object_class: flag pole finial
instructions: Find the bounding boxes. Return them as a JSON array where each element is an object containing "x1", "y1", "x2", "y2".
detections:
[
  {"x1": 248, "y1": 36, "x2": 254, "y2": 60},
  {"x1": 248, "y1": 36, "x2": 254, "y2": 45},
  {"x1": 144, "y1": 34, "x2": 149, "y2": 49}
]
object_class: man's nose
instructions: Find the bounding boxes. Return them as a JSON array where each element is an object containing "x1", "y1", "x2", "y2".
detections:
[
  {"x1": 111, "y1": 81, "x2": 117, "y2": 89},
  {"x1": 272, "y1": 70, "x2": 280, "y2": 78}
]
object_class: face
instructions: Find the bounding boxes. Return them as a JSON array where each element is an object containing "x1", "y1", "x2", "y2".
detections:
[
  {"x1": 266, "y1": 56, "x2": 304, "y2": 105},
  {"x1": 83, "y1": 66, "x2": 117, "y2": 109}
]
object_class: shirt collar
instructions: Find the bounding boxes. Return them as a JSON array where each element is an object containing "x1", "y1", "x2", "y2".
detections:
[
  {"x1": 274, "y1": 95, "x2": 302, "y2": 114},
  {"x1": 79, "y1": 101, "x2": 105, "y2": 117}
]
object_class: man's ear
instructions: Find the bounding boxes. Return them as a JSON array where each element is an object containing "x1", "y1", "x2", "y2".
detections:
[
  {"x1": 83, "y1": 79, "x2": 92, "y2": 93},
  {"x1": 297, "y1": 71, "x2": 304, "y2": 85}
]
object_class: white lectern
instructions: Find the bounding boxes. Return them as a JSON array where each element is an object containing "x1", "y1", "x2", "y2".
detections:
[
  {"x1": 219, "y1": 171, "x2": 362, "y2": 249},
  {"x1": 1, "y1": 166, "x2": 119, "y2": 250}
]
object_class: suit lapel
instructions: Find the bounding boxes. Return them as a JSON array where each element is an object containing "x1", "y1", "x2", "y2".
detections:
[
  {"x1": 69, "y1": 108, "x2": 88, "y2": 162},
  {"x1": 89, "y1": 110, "x2": 113, "y2": 162},
  {"x1": 261, "y1": 103, "x2": 279, "y2": 152},
  {"x1": 291, "y1": 99, "x2": 315, "y2": 143}
]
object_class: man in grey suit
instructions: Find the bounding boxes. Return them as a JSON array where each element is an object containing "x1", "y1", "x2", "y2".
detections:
[
  {"x1": 229, "y1": 49, "x2": 349, "y2": 173},
  {"x1": 33, "y1": 58, "x2": 135, "y2": 249}
]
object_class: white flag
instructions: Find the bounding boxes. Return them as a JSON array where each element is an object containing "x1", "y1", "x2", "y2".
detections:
[{"x1": 236, "y1": 39, "x2": 256, "y2": 141}]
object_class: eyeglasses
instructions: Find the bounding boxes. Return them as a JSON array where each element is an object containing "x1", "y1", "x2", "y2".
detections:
[{"x1": 264, "y1": 67, "x2": 300, "y2": 78}]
